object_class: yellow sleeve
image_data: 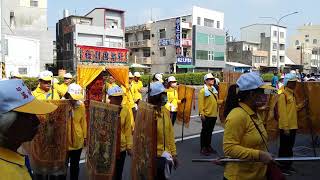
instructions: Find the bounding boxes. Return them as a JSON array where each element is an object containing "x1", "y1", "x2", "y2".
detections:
[
  {"x1": 278, "y1": 94, "x2": 289, "y2": 130},
  {"x1": 81, "y1": 105, "x2": 87, "y2": 138},
  {"x1": 198, "y1": 89, "x2": 205, "y2": 115},
  {"x1": 167, "y1": 116, "x2": 177, "y2": 156},
  {"x1": 223, "y1": 110, "x2": 260, "y2": 160},
  {"x1": 125, "y1": 109, "x2": 133, "y2": 150}
]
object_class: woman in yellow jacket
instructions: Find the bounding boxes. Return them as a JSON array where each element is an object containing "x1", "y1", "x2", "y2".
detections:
[
  {"x1": 223, "y1": 72, "x2": 274, "y2": 180},
  {"x1": 65, "y1": 83, "x2": 87, "y2": 180},
  {"x1": 165, "y1": 76, "x2": 185, "y2": 125},
  {"x1": 148, "y1": 81, "x2": 178, "y2": 180},
  {"x1": 107, "y1": 85, "x2": 133, "y2": 180}
]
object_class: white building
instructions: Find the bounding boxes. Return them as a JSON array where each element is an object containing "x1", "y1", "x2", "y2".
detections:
[
  {"x1": 1, "y1": 0, "x2": 53, "y2": 73},
  {"x1": 56, "y1": 8, "x2": 127, "y2": 73},
  {"x1": 4, "y1": 35, "x2": 40, "y2": 77},
  {"x1": 241, "y1": 24, "x2": 287, "y2": 67}
]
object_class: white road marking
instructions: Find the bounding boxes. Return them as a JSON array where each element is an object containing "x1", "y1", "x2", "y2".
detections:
[{"x1": 175, "y1": 129, "x2": 224, "y2": 142}]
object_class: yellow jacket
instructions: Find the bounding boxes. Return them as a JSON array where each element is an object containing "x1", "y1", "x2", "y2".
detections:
[
  {"x1": 67, "y1": 102, "x2": 87, "y2": 150},
  {"x1": 132, "y1": 80, "x2": 143, "y2": 102},
  {"x1": 157, "y1": 107, "x2": 177, "y2": 157},
  {"x1": 121, "y1": 86, "x2": 135, "y2": 109},
  {"x1": 120, "y1": 106, "x2": 133, "y2": 152},
  {"x1": 277, "y1": 88, "x2": 303, "y2": 130},
  {"x1": 57, "y1": 83, "x2": 69, "y2": 98},
  {"x1": 165, "y1": 87, "x2": 181, "y2": 112},
  {"x1": 223, "y1": 102, "x2": 268, "y2": 180},
  {"x1": 198, "y1": 86, "x2": 218, "y2": 117},
  {"x1": 0, "y1": 147, "x2": 32, "y2": 180},
  {"x1": 32, "y1": 86, "x2": 60, "y2": 100}
]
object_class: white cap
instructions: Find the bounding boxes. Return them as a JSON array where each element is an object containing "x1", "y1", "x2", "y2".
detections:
[
  {"x1": 39, "y1": 71, "x2": 53, "y2": 81},
  {"x1": 10, "y1": 71, "x2": 22, "y2": 78},
  {"x1": 67, "y1": 83, "x2": 84, "y2": 100},
  {"x1": 0, "y1": 79, "x2": 57, "y2": 114},
  {"x1": 134, "y1": 72, "x2": 141, "y2": 77},
  {"x1": 150, "y1": 81, "x2": 165, "y2": 96},
  {"x1": 64, "y1": 73, "x2": 73, "y2": 79},
  {"x1": 236, "y1": 72, "x2": 274, "y2": 91},
  {"x1": 168, "y1": 76, "x2": 177, "y2": 82},
  {"x1": 129, "y1": 72, "x2": 134, "y2": 78},
  {"x1": 155, "y1": 73, "x2": 163, "y2": 83},
  {"x1": 204, "y1": 73, "x2": 214, "y2": 81}
]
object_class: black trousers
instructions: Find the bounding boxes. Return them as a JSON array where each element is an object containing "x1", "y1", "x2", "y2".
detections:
[
  {"x1": 155, "y1": 157, "x2": 172, "y2": 180},
  {"x1": 170, "y1": 112, "x2": 177, "y2": 125},
  {"x1": 200, "y1": 116, "x2": 217, "y2": 149},
  {"x1": 114, "y1": 151, "x2": 127, "y2": 180},
  {"x1": 278, "y1": 129, "x2": 297, "y2": 168},
  {"x1": 66, "y1": 149, "x2": 82, "y2": 180}
]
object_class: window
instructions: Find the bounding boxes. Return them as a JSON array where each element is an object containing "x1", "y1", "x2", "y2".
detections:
[
  {"x1": 196, "y1": 50, "x2": 208, "y2": 60},
  {"x1": 159, "y1": 29, "x2": 166, "y2": 39},
  {"x1": 273, "y1": 31, "x2": 278, "y2": 37},
  {"x1": 197, "y1": 32, "x2": 209, "y2": 44},
  {"x1": 66, "y1": 42, "x2": 70, "y2": 51},
  {"x1": 208, "y1": 51, "x2": 214, "y2": 60},
  {"x1": 143, "y1": 49, "x2": 150, "y2": 57},
  {"x1": 209, "y1": 35, "x2": 214, "y2": 44},
  {"x1": 106, "y1": 19, "x2": 118, "y2": 29},
  {"x1": 272, "y1": 56, "x2": 276, "y2": 63},
  {"x1": 197, "y1": 17, "x2": 201, "y2": 25},
  {"x1": 160, "y1": 47, "x2": 166, "y2": 56},
  {"x1": 217, "y1": 21, "x2": 220, "y2": 29},
  {"x1": 182, "y1": 30, "x2": 188, "y2": 39},
  {"x1": 280, "y1": 44, "x2": 285, "y2": 50},
  {"x1": 214, "y1": 52, "x2": 224, "y2": 61},
  {"x1": 18, "y1": 68, "x2": 27, "y2": 75},
  {"x1": 280, "y1": 32, "x2": 284, "y2": 38},
  {"x1": 204, "y1": 18, "x2": 214, "y2": 27},
  {"x1": 280, "y1": 56, "x2": 285, "y2": 63},
  {"x1": 143, "y1": 31, "x2": 150, "y2": 40},
  {"x1": 273, "y1": 43, "x2": 277, "y2": 51},
  {"x1": 215, "y1": 35, "x2": 225, "y2": 45},
  {"x1": 305, "y1": 35, "x2": 309, "y2": 38},
  {"x1": 295, "y1": 40, "x2": 300, "y2": 46},
  {"x1": 313, "y1": 39, "x2": 318, "y2": 44},
  {"x1": 306, "y1": 39, "x2": 309, "y2": 43},
  {"x1": 30, "y1": 0, "x2": 38, "y2": 7}
]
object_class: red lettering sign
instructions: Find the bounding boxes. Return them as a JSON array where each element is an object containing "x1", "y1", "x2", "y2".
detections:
[{"x1": 77, "y1": 45, "x2": 128, "y2": 63}]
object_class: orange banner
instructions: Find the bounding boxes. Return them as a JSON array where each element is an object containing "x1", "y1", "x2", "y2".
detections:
[{"x1": 177, "y1": 85, "x2": 195, "y2": 128}]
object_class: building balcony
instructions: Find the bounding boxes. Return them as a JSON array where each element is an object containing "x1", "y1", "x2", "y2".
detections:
[
  {"x1": 135, "y1": 57, "x2": 152, "y2": 65},
  {"x1": 181, "y1": 22, "x2": 192, "y2": 29},
  {"x1": 126, "y1": 40, "x2": 151, "y2": 48},
  {"x1": 125, "y1": 23, "x2": 151, "y2": 33},
  {"x1": 182, "y1": 38, "x2": 192, "y2": 47}
]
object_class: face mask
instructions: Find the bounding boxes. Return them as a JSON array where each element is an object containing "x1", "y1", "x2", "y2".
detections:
[
  {"x1": 160, "y1": 94, "x2": 168, "y2": 106},
  {"x1": 171, "y1": 83, "x2": 177, "y2": 88}
]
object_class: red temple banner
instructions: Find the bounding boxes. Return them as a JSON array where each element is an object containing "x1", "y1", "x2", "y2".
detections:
[{"x1": 78, "y1": 45, "x2": 128, "y2": 63}]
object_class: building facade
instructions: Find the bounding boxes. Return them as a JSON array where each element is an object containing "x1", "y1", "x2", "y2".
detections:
[
  {"x1": 241, "y1": 24, "x2": 287, "y2": 67},
  {"x1": 56, "y1": 8, "x2": 127, "y2": 73},
  {"x1": 287, "y1": 23, "x2": 320, "y2": 73},
  {"x1": 1, "y1": 0, "x2": 53, "y2": 75},
  {"x1": 125, "y1": 6, "x2": 226, "y2": 73}
]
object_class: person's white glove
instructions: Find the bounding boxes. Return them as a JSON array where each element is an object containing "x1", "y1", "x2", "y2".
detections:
[{"x1": 134, "y1": 103, "x2": 138, "y2": 111}]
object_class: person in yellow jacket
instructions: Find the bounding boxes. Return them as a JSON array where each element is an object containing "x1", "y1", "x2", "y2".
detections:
[
  {"x1": 64, "y1": 83, "x2": 87, "y2": 180},
  {"x1": 223, "y1": 72, "x2": 274, "y2": 180},
  {"x1": 32, "y1": 71, "x2": 60, "y2": 100},
  {"x1": 198, "y1": 73, "x2": 219, "y2": 156},
  {"x1": 129, "y1": 72, "x2": 139, "y2": 119},
  {"x1": 0, "y1": 79, "x2": 57, "y2": 180},
  {"x1": 277, "y1": 73, "x2": 304, "y2": 175},
  {"x1": 57, "y1": 73, "x2": 73, "y2": 98},
  {"x1": 107, "y1": 85, "x2": 133, "y2": 180},
  {"x1": 148, "y1": 81, "x2": 178, "y2": 179},
  {"x1": 165, "y1": 76, "x2": 186, "y2": 125},
  {"x1": 132, "y1": 72, "x2": 143, "y2": 103},
  {"x1": 102, "y1": 75, "x2": 118, "y2": 103}
]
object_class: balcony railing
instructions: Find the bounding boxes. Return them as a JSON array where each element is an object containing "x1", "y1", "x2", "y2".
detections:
[
  {"x1": 126, "y1": 40, "x2": 151, "y2": 48},
  {"x1": 125, "y1": 24, "x2": 151, "y2": 33},
  {"x1": 182, "y1": 38, "x2": 192, "y2": 47},
  {"x1": 135, "y1": 57, "x2": 152, "y2": 65}
]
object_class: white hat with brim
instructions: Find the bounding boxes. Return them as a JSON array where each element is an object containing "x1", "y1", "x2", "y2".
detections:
[
  {"x1": 67, "y1": 83, "x2": 84, "y2": 100},
  {"x1": 237, "y1": 72, "x2": 275, "y2": 91},
  {"x1": 134, "y1": 72, "x2": 141, "y2": 77},
  {"x1": 39, "y1": 71, "x2": 53, "y2": 81},
  {"x1": 204, "y1": 73, "x2": 215, "y2": 81},
  {"x1": 129, "y1": 72, "x2": 134, "y2": 78},
  {"x1": 64, "y1": 73, "x2": 73, "y2": 79},
  {"x1": 155, "y1": 74, "x2": 164, "y2": 83},
  {"x1": 168, "y1": 76, "x2": 177, "y2": 82},
  {"x1": 0, "y1": 79, "x2": 57, "y2": 114}
]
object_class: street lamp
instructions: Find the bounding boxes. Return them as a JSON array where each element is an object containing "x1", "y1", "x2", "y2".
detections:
[{"x1": 260, "y1": 11, "x2": 299, "y2": 72}]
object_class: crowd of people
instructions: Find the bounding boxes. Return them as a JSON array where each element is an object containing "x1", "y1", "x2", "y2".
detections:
[{"x1": 0, "y1": 69, "x2": 310, "y2": 180}]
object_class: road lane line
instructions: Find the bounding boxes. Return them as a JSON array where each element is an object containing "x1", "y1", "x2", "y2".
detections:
[{"x1": 175, "y1": 129, "x2": 224, "y2": 142}]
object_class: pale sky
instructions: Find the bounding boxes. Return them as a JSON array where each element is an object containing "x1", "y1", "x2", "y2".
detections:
[{"x1": 48, "y1": 0, "x2": 320, "y2": 39}]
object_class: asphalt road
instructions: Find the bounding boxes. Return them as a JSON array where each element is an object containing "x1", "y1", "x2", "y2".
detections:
[{"x1": 76, "y1": 131, "x2": 320, "y2": 180}]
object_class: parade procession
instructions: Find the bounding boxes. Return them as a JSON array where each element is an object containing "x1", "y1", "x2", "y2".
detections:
[{"x1": 2, "y1": 0, "x2": 320, "y2": 180}]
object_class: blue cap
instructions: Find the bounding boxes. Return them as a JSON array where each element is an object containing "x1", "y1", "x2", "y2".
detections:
[
  {"x1": 149, "y1": 82, "x2": 165, "y2": 96},
  {"x1": 107, "y1": 85, "x2": 123, "y2": 96},
  {"x1": 284, "y1": 73, "x2": 298, "y2": 86},
  {"x1": 237, "y1": 72, "x2": 274, "y2": 91}
]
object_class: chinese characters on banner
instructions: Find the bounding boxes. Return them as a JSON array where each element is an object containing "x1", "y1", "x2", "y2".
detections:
[
  {"x1": 175, "y1": 17, "x2": 182, "y2": 56},
  {"x1": 78, "y1": 45, "x2": 128, "y2": 63}
]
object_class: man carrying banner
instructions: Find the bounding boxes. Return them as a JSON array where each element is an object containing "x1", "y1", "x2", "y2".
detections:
[
  {"x1": 148, "y1": 81, "x2": 178, "y2": 179},
  {"x1": 32, "y1": 71, "x2": 60, "y2": 100},
  {"x1": 198, "y1": 73, "x2": 218, "y2": 156},
  {"x1": 107, "y1": 85, "x2": 133, "y2": 180},
  {"x1": 0, "y1": 79, "x2": 57, "y2": 180},
  {"x1": 64, "y1": 83, "x2": 87, "y2": 180}
]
